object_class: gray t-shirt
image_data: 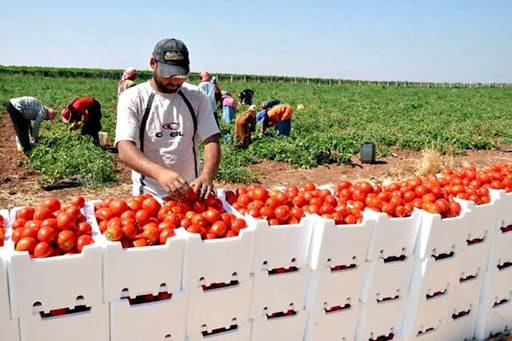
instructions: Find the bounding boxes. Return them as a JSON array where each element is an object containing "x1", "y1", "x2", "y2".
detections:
[
  {"x1": 115, "y1": 81, "x2": 219, "y2": 197},
  {"x1": 9, "y1": 96, "x2": 46, "y2": 141}
]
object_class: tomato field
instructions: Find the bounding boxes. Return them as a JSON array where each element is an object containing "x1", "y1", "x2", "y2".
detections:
[{"x1": 2, "y1": 69, "x2": 512, "y2": 186}]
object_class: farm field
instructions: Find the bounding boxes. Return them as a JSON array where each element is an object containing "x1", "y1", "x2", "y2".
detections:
[{"x1": 1, "y1": 70, "x2": 512, "y2": 208}]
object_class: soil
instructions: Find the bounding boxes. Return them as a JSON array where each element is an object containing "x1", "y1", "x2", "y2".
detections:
[{"x1": 1, "y1": 111, "x2": 512, "y2": 209}]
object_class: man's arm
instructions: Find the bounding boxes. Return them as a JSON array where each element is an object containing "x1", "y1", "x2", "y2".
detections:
[
  {"x1": 190, "y1": 134, "x2": 221, "y2": 199},
  {"x1": 118, "y1": 140, "x2": 190, "y2": 196}
]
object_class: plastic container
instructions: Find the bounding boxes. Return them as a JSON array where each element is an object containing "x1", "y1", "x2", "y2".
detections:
[
  {"x1": 475, "y1": 265, "x2": 512, "y2": 340},
  {"x1": 251, "y1": 266, "x2": 310, "y2": 319},
  {"x1": 356, "y1": 295, "x2": 409, "y2": 341},
  {"x1": 18, "y1": 302, "x2": 109, "y2": 341},
  {"x1": 86, "y1": 201, "x2": 186, "y2": 302},
  {"x1": 304, "y1": 301, "x2": 362, "y2": 341},
  {"x1": 187, "y1": 280, "x2": 252, "y2": 339},
  {"x1": 251, "y1": 309, "x2": 308, "y2": 341},
  {"x1": 415, "y1": 208, "x2": 470, "y2": 260},
  {"x1": 361, "y1": 256, "x2": 416, "y2": 304},
  {"x1": 402, "y1": 256, "x2": 460, "y2": 339},
  {"x1": 7, "y1": 207, "x2": 103, "y2": 319},
  {"x1": 366, "y1": 209, "x2": 421, "y2": 261},
  {"x1": 308, "y1": 214, "x2": 376, "y2": 273},
  {"x1": 182, "y1": 225, "x2": 255, "y2": 290},
  {"x1": 249, "y1": 215, "x2": 313, "y2": 274},
  {"x1": 110, "y1": 290, "x2": 188, "y2": 341}
]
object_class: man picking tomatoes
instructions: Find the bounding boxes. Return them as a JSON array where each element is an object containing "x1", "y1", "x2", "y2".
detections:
[
  {"x1": 5, "y1": 96, "x2": 56, "y2": 155},
  {"x1": 115, "y1": 38, "x2": 221, "y2": 200},
  {"x1": 61, "y1": 96, "x2": 103, "y2": 145}
]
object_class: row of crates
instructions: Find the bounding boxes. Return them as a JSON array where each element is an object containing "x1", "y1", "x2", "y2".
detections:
[{"x1": 0, "y1": 188, "x2": 511, "y2": 340}]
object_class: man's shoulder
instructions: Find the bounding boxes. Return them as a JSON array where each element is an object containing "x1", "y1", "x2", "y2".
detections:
[{"x1": 122, "y1": 81, "x2": 151, "y2": 99}]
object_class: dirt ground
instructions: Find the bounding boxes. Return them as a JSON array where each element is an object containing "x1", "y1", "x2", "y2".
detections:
[{"x1": 1, "y1": 111, "x2": 512, "y2": 209}]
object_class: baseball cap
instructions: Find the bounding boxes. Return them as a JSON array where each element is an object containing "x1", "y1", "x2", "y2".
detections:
[{"x1": 153, "y1": 38, "x2": 190, "y2": 77}]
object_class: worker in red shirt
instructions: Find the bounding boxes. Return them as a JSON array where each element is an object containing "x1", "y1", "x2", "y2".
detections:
[{"x1": 61, "y1": 97, "x2": 102, "y2": 145}]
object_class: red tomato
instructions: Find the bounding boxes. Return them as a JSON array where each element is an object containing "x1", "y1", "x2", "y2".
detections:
[
  {"x1": 109, "y1": 199, "x2": 129, "y2": 216},
  {"x1": 44, "y1": 197, "x2": 61, "y2": 212},
  {"x1": 56, "y1": 212, "x2": 76, "y2": 230},
  {"x1": 132, "y1": 238, "x2": 147, "y2": 247},
  {"x1": 231, "y1": 218, "x2": 247, "y2": 232},
  {"x1": 71, "y1": 196, "x2": 86, "y2": 208},
  {"x1": 57, "y1": 230, "x2": 77, "y2": 252},
  {"x1": 16, "y1": 237, "x2": 37, "y2": 253},
  {"x1": 141, "y1": 197, "x2": 161, "y2": 216},
  {"x1": 202, "y1": 209, "x2": 220, "y2": 224},
  {"x1": 33, "y1": 206, "x2": 53, "y2": 221},
  {"x1": 33, "y1": 242, "x2": 53, "y2": 258},
  {"x1": 159, "y1": 228, "x2": 175, "y2": 244},
  {"x1": 95, "y1": 207, "x2": 113, "y2": 222},
  {"x1": 135, "y1": 209, "x2": 151, "y2": 224},
  {"x1": 16, "y1": 207, "x2": 35, "y2": 221},
  {"x1": 37, "y1": 226, "x2": 58, "y2": 244},
  {"x1": 274, "y1": 205, "x2": 291, "y2": 223},
  {"x1": 210, "y1": 221, "x2": 227, "y2": 237},
  {"x1": 77, "y1": 222, "x2": 92, "y2": 236},
  {"x1": 76, "y1": 235, "x2": 94, "y2": 252}
]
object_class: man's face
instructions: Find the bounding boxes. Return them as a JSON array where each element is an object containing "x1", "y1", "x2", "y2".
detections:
[{"x1": 150, "y1": 58, "x2": 187, "y2": 93}]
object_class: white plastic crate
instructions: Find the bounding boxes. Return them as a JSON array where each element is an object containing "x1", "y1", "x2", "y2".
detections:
[
  {"x1": 0, "y1": 314, "x2": 19, "y2": 341},
  {"x1": 496, "y1": 190, "x2": 512, "y2": 226},
  {"x1": 251, "y1": 309, "x2": 308, "y2": 341},
  {"x1": 86, "y1": 201, "x2": 186, "y2": 301},
  {"x1": 415, "y1": 208, "x2": 470, "y2": 260},
  {"x1": 366, "y1": 209, "x2": 421, "y2": 261},
  {"x1": 475, "y1": 266, "x2": 512, "y2": 340},
  {"x1": 308, "y1": 214, "x2": 376, "y2": 272},
  {"x1": 110, "y1": 290, "x2": 188, "y2": 341},
  {"x1": 182, "y1": 223, "x2": 255, "y2": 290},
  {"x1": 304, "y1": 302, "x2": 362, "y2": 341},
  {"x1": 306, "y1": 262, "x2": 368, "y2": 315},
  {"x1": 251, "y1": 266, "x2": 310, "y2": 319},
  {"x1": 456, "y1": 190, "x2": 501, "y2": 244},
  {"x1": 361, "y1": 256, "x2": 416, "y2": 304},
  {"x1": 187, "y1": 280, "x2": 252, "y2": 338},
  {"x1": 487, "y1": 224, "x2": 512, "y2": 271},
  {"x1": 444, "y1": 297, "x2": 479, "y2": 341},
  {"x1": 249, "y1": 215, "x2": 313, "y2": 273},
  {"x1": 455, "y1": 242, "x2": 488, "y2": 302},
  {"x1": 402, "y1": 256, "x2": 460, "y2": 339},
  {"x1": 187, "y1": 322, "x2": 251, "y2": 341},
  {"x1": 7, "y1": 207, "x2": 103, "y2": 319},
  {"x1": 356, "y1": 295, "x2": 409, "y2": 341},
  {"x1": 19, "y1": 302, "x2": 109, "y2": 341}
]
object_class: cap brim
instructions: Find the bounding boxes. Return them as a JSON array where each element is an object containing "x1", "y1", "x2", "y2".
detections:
[{"x1": 157, "y1": 62, "x2": 189, "y2": 77}]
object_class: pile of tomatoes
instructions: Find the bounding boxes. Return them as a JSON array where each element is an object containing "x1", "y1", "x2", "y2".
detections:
[
  {"x1": 11, "y1": 197, "x2": 94, "y2": 258},
  {"x1": 334, "y1": 177, "x2": 462, "y2": 219},
  {"x1": 225, "y1": 185, "x2": 305, "y2": 225},
  {"x1": 0, "y1": 214, "x2": 5, "y2": 247},
  {"x1": 95, "y1": 191, "x2": 247, "y2": 247}
]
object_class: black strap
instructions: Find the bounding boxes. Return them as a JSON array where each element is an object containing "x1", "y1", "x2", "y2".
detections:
[
  {"x1": 138, "y1": 93, "x2": 155, "y2": 194},
  {"x1": 178, "y1": 90, "x2": 199, "y2": 178}
]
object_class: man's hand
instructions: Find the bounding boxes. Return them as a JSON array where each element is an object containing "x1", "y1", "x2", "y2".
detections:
[
  {"x1": 155, "y1": 169, "x2": 190, "y2": 198},
  {"x1": 190, "y1": 174, "x2": 215, "y2": 199}
]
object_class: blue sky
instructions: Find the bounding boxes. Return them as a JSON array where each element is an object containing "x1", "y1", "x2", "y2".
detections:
[{"x1": 1, "y1": 0, "x2": 511, "y2": 82}]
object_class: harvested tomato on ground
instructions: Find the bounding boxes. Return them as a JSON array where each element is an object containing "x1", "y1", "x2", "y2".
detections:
[{"x1": 12, "y1": 196, "x2": 92, "y2": 257}]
